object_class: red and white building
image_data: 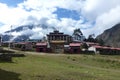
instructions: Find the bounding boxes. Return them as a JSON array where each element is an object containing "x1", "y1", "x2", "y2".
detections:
[
  {"x1": 88, "y1": 45, "x2": 120, "y2": 54},
  {"x1": 36, "y1": 42, "x2": 48, "y2": 52},
  {"x1": 69, "y1": 43, "x2": 82, "y2": 53}
]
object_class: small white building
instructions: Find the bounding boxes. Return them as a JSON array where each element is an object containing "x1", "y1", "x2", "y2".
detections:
[
  {"x1": 88, "y1": 46, "x2": 102, "y2": 54},
  {"x1": 88, "y1": 45, "x2": 120, "y2": 54}
]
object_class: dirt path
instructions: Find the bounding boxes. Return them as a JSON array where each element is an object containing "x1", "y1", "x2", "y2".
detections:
[{"x1": 3, "y1": 47, "x2": 66, "y2": 56}]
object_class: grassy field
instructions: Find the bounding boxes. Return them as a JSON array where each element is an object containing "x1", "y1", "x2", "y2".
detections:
[{"x1": 0, "y1": 51, "x2": 120, "y2": 80}]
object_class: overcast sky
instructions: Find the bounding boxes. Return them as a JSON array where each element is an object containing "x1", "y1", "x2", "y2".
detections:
[{"x1": 0, "y1": 0, "x2": 120, "y2": 39}]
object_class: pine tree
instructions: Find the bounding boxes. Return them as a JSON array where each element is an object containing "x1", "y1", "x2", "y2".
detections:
[{"x1": 72, "y1": 28, "x2": 85, "y2": 41}]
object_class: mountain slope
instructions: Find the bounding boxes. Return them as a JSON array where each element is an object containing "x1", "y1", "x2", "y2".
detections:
[
  {"x1": 96, "y1": 23, "x2": 120, "y2": 47},
  {"x1": 2, "y1": 24, "x2": 51, "y2": 42},
  {"x1": 5, "y1": 24, "x2": 48, "y2": 33}
]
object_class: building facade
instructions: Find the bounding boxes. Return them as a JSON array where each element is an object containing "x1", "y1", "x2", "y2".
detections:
[
  {"x1": 13, "y1": 42, "x2": 33, "y2": 51},
  {"x1": 69, "y1": 43, "x2": 82, "y2": 53},
  {"x1": 47, "y1": 30, "x2": 72, "y2": 53},
  {"x1": 36, "y1": 42, "x2": 47, "y2": 52}
]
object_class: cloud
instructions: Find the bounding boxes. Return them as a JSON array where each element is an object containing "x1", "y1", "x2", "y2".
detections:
[
  {"x1": 19, "y1": 0, "x2": 82, "y2": 11},
  {"x1": 0, "y1": 3, "x2": 29, "y2": 25},
  {"x1": 81, "y1": 0, "x2": 120, "y2": 20},
  {"x1": 93, "y1": 6, "x2": 120, "y2": 35},
  {"x1": 1, "y1": 0, "x2": 120, "y2": 39}
]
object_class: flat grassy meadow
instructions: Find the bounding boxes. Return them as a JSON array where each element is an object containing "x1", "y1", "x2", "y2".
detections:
[{"x1": 0, "y1": 52, "x2": 120, "y2": 80}]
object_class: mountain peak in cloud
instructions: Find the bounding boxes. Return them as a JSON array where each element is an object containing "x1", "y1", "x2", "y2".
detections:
[{"x1": 2, "y1": 24, "x2": 58, "y2": 41}]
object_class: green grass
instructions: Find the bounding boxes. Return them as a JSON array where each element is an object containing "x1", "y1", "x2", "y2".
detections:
[{"x1": 0, "y1": 53, "x2": 120, "y2": 80}]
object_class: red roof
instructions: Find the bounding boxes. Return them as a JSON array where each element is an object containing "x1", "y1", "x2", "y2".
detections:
[
  {"x1": 109, "y1": 47, "x2": 120, "y2": 51},
  {"x1": 110, "y1": 47, "x2": 117, "y2": 50},
  {"x1": 93, "y1": 45, "x2": 110, "y2": 49},
  {"x1": 69, "y1": 43, "x2": 81, "y2": 47},
  {"x1": 15, "y1": 42, "x2": 30, "y2": 45},
  {"x1": 102, "y1": 46, "x2": 110, "y2": 49},
  {"x1": 93, "y1": 45, "x2": 120, "y2": 51},
  {"x1": 36, "y1": 42, "x2": 47, "y2": 46},
  {"x1": 93, "y1": 45, "x2": 103, "y2": 48}
]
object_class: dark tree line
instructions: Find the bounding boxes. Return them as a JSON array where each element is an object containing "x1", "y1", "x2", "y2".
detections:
[
  {"x1": 72, "y1": 28, "x2": 105, "y2": 46},
  {"x1": 84, "y1": 34, "x2": 105, "y2": 46}
]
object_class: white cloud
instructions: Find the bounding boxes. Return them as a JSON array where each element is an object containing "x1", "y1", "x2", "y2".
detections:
[
  {"x1": 0, "y1": 3, "x2": 29, "y2": 25},
  {"x1": 93, "y1": 6, "x2": 120, "y2": 35},
  {"x1": 29, "y1": 27, "x2": 47, "y2": 39},
  {"x1": 81, "y1": 0, "x2": 120, "y2": 20},
  {"x1": 0, "y1": 0, "x2": 120, "y2": 39},
  {"x1": 19, "y1": 0, "x2": 82, "y2": 11},
  {"x1": 80, "y1": 0, "x2": 120, "y2": 36}
]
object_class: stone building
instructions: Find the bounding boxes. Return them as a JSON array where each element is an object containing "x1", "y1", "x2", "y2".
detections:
[{"x1": 47, "y1": 30, "x2": 72, "y2": 53}]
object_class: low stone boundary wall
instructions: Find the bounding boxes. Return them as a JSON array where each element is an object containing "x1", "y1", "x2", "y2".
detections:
[{"x1": 0, "y1": 53, "x2": 25, "y2": 62}]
